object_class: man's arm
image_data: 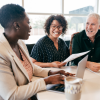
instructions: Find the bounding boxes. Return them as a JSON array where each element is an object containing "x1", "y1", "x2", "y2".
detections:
[{"x1": 86, "y1": 61, "x2": 100, "y2": 72}]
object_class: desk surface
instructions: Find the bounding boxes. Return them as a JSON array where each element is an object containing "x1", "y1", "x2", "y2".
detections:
[{"x1": 37, "y1": 66, "x2": 100, "y2": 100}]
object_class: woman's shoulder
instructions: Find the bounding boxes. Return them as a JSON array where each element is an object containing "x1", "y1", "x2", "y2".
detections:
[
  {"x1": 58, "y1": 38, "x2": 66, "y2": 44},
  {"x1": 58, "y1": 38, "x2": 69, "y2": 47},
  {"x1": 35, "y1": 35, "x2": 49, "y2": 45},
  {"x1": 59, "y1": 37, "x2": 64, "y2": 41}
]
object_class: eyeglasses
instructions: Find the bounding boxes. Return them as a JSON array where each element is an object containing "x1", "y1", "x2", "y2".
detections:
[{"x1": 51, "y1": 24, "x2": 63, "y2": 31}]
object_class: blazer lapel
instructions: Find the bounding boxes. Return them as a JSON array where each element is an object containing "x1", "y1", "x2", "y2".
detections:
[
  {"x1": 18, "y1": 41, "x2": 34, "y2": 69},
  {"x1": 12, "y1": 56, "x2": 30, "y2": 82},
  {"x1": 0, "y1": 33, "x2": 30, "y2": 81}
]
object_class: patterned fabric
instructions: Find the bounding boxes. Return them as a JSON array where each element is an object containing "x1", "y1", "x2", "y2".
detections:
[
  {"x1": 31, "y1": 35, "x2": 70, "y2": 62},
  {"x1": 19, "y1": 47, "x2": 33, "y2": 81}
]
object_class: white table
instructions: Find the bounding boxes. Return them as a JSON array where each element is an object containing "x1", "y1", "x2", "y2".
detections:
[{"x1": 37, "y1": 66, "x2": 100, "y2": 100}]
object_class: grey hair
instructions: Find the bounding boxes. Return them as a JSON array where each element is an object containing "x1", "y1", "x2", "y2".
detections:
[{"x1": 86, "y1": 13, "x2": 100, "y2": 25}]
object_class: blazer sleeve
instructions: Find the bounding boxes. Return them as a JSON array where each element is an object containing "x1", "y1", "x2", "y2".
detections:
[{"x1": 0, "y1": 54, "x2": 47, "y2": 100}]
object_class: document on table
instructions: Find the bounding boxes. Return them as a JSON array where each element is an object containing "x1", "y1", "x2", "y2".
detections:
[{"x1": 63, "y1": 50, "x2": 90, "y2": 63}]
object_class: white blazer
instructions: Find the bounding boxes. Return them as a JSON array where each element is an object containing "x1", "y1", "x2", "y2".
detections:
[{"x1": 0, "y1": 33, "x2": 49, "y2": 100}]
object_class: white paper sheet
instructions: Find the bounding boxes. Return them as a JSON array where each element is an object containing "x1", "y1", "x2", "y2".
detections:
[{"x1": 63, "y1": 50, "x2": 90, "y2": 63}]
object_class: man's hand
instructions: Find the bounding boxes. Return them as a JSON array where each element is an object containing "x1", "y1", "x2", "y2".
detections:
[{"x1": 86, "y1": 61, "x2": 100, "y2": 72}]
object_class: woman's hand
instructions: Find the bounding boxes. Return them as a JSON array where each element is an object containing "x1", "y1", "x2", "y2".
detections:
[
  {"x1": 51, "y1": 61, "x2": 66, "y2": 68},
  {"x1": 86, "y1": 61, "x2": 100, "y2": 72},
  {"x1": 44, "y1": 70, "x2": 75, "y2": 85},
  {"x1": 48, "y1": 70, "x2": 75, "y2": 77},
  {"x1": 44, "y1": 74, "x2": 64, "y2": 85}
]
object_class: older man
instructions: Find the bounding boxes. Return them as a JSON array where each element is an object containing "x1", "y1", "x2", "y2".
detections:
[{"x1": 72, "y1": 13, "x2": 100, "y2": 72}]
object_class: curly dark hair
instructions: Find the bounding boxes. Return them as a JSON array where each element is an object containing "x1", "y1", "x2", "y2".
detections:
[
  {"x1": 0, "y1": 4, "x2": 25, "y2": 29},
  {"x1": 44, "y1": 15, "x2": 68, "y2": 35}
]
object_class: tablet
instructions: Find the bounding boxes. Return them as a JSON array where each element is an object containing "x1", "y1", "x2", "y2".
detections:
[{"x1": 76, "y1": 55, "x2": 88, "y2": 79}]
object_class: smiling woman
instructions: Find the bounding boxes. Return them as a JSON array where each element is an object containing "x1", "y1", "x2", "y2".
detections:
[{"x1": 31, "y1": 15, "x2": 70, "y2": 68}]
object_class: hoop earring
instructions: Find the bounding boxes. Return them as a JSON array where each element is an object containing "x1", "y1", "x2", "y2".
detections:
[{"x1": 16, "y1": 28, "x2": 18, "y2": 30}]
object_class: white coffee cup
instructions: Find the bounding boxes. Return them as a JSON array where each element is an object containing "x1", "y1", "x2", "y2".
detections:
[{"x1": 65, "y1": 76, "x2": 82, "y2": 100}]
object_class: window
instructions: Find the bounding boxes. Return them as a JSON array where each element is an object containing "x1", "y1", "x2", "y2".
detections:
[
  {"x1": 26, "y1": 15, "x2": 49, "y2": 44},
  {"x1": 64, "y1": 0, "x2": 95, "y2": 15},
  {"x1": 0, "y1": 0, "x2": 99, "y2": 44},
  {"x1": 24, "y1": 0, "x2": 62, "y2": 13}
]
